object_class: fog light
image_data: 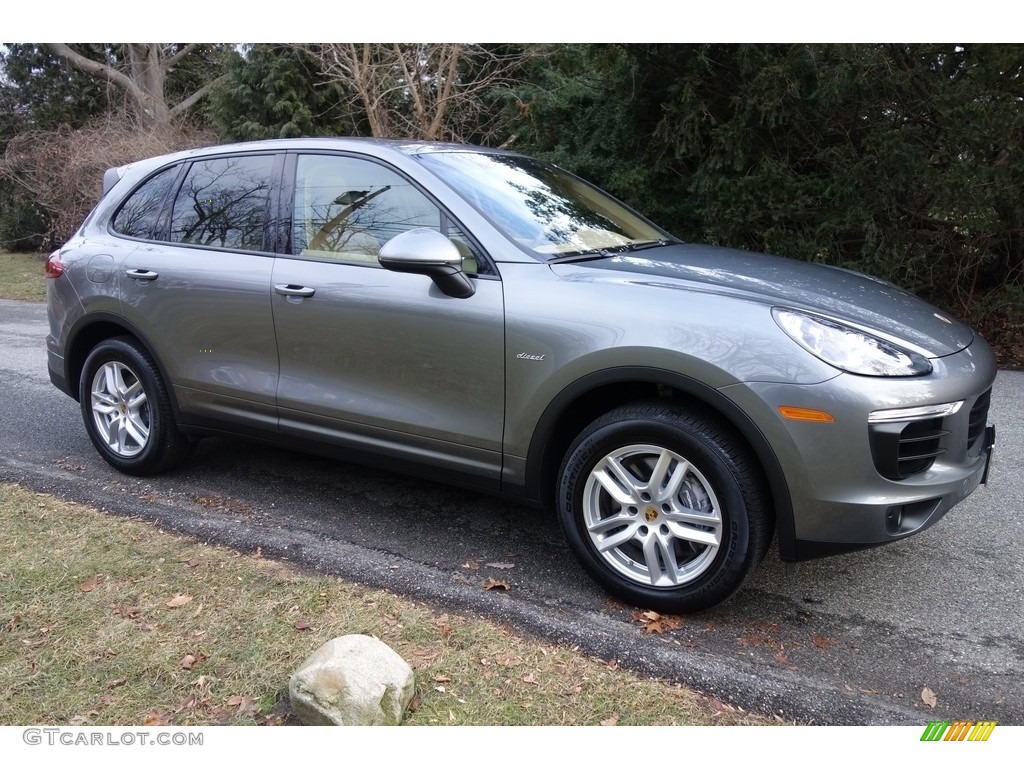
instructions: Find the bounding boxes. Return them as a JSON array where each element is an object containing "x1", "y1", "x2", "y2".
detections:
[{"x1": 885, "y1": 506, "x2": 904, "y2": 534}]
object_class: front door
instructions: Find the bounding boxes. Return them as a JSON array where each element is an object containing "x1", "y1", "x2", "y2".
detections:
[{"x1": 271, "y1": 153, "x2": 505, "y2": 483}]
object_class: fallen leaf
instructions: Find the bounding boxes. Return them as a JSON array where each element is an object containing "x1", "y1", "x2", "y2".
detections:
[
  {"x1": 259, "y1": 714, "x2": 286, "y2": 726},
  {"x1": 811, "y1": 634, "x2": 836, "y2": 650},
  {"x1": 107, "y1": 678, "x2": 127, "y2": 689},
  {"x1": 142, "y1": 709, "x2": 172, "y2": 726},
  {"x1": 462, "y1": 559, "x2": 480, "y2": 570},
  {"x1": 293, "y1": 619, "x2": 312, "y2": 631},
  {"x1": 485, "y1": 562, "x2": 515, "y2": 569},
  {"x1": 79, "y1": 574, "x2": 101, "y2": 592},
  {"x1": 180, "y1": 652, "x2": 207, "y2": 670},
  {"x1": 407, "y1": 694, "x2": 422, "y2": 713},
  {"x1": 773, "y1": 649, "x2": 790, "y2": 665},
  {"x1": 434, "y1": 675, "x2": 451, "y2": 683},
  {"x1": 166, "y1": 594, "x2": 193, "y2": 608},
  {"x1": 176, "y1": 693, "x2": 198, "y2": 712},
  {"x1": 410, "y1": 648, "x2": 439, "y2": 667},
  {"x1": 226, "y1": 694, "x2": 256, "y2": 714},
  {"x1": 112, "y1": 604, "x2": 139, "y2": 619},
  {"x1": 481, "y1": 578, "x2": 510, "y2": 591},
  {"x1": 600, "y1": 714, "x2": 620, "y2": 726},
  {"x1": 522, "y1": 673, "x2": 538, "y2": 685},
  {"x1": 921, "y1": 687, "x2": 938, "y2": 708},
  {"x1": 645, "y1": 615, "x2": 685, "y2": 634},
  {"x1": 631, "y1": 609, "x2": 685, "y2": 634}
]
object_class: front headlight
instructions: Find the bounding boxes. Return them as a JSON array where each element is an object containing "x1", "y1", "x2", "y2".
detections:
[{"x1": 772, "y1": 308, "x2": 932, "y2": 377}]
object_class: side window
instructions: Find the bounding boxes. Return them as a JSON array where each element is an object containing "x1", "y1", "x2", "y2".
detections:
[
  {"x1": 111, "y1": 165, "x2": 179, "y2": 239},
  {"x1": 292, "y1": 154, "x2": 485, "y2": 273},
  {"x1": 169, "y1": 155, "x2": 275, "y2": 251}
]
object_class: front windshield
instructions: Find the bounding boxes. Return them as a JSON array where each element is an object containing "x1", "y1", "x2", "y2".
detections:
[{"x1": 416, "y1": 151, "x2": 670, "y2": 259}]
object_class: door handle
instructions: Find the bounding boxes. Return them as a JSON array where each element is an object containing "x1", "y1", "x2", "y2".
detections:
[
  {"x1": 125, "y1": 268, "x2": 159, "y2": 281},
  {"x1": 274, "y1": 284, "x2": 316, "y2": 298}
]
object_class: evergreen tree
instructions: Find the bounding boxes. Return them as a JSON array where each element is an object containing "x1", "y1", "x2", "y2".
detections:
[{"x1": 208, "y1": 45, "x2": 359, "y2": 141}]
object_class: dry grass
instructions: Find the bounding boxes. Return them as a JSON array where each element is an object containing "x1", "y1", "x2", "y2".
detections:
[
  {"x1": 0, "y1": 483, "x2": 775, "y2": 727},
  {"x1": 0, "y1": 252, "x2": 47, "y2": 301}
]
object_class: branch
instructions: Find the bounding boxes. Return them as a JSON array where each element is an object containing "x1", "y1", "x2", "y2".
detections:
[
  {"x1": 428, "y1": 44, "x2": 462, "y2": 140},
  {"x1": 165, "y1": 43, "x2": 198, "y2": 70},
  {"x1": 169, "y1": 72, "x2": 230, "y2": 117},
  {"x1": 46, "y1": 43, "x2": 147, "y2": 106}
]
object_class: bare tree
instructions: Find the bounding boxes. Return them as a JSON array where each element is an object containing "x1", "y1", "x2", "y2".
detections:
[
  {"x1": 0, "y1": 112, "x2": 215, "y2": 244},
  {"x1": 46, "y1": 44, "x2": 228, "y2": 128},
  {"x1": 311, "y1": 44, "x2": 535, "y2": 143}
]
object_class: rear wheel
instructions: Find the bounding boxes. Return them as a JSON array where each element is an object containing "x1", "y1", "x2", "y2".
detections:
[
  {"x1": 79, "y1": 337, "x2": 192, "y2": 475},
  {"x1": 557, "y1": 402, "x2": 771, "y2": 612}
]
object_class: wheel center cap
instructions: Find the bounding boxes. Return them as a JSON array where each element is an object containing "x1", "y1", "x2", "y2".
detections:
[{"x1": 644, "y1": 506, "x2": 658, "y2": 523}]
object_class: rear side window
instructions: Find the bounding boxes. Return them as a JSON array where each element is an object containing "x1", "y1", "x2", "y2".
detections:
[
  {"x1": 169, "y1": 155, "x2": 275, "y2": 251},
  {"x1": 111, "y1": 165, "x2": 180, "y2": 239}
]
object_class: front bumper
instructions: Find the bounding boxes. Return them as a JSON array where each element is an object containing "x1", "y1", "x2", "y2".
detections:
[{"x1": 723, "y1": 338, "x2": 997, "y2": 561}]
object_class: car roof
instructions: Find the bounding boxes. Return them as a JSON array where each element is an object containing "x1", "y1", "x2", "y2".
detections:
[{"x1": 104, "y1": 137, "x2": 515, "y2": 194}]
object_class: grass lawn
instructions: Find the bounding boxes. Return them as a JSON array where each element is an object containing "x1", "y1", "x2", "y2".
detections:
[
  {"x1": 0, "y1": 251, "x2": 47, "y2": 301},
  {"x1": 0, "y1": 483, "x2": 774, "y2": 727}
]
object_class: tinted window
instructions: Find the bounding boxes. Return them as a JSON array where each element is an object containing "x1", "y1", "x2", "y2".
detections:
[
  {"x1": 170, "y1": 155, "x2": 275, "y2": 251},
  {"x1": 111, "y1": 165, "x2": 179, "y2": 239},
  {"x1": 292, "y1": 154, "x2": 487, "y2": 273},
  {"x1": 292, "y1": 155, "x2": 444, "y2": 262}
]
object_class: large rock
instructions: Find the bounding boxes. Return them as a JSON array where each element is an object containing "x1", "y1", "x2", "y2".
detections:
[{"x1": 289, "y1": 635, "x2": 415, "y2": 726}]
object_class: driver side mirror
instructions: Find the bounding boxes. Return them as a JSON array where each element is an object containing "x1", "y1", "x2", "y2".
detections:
[{"x1": 378, "y1": 228, "x2": 475, "y2": 299}]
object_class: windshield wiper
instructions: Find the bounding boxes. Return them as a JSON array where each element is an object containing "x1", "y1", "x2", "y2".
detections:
[
  {"x1": 547, "y1": 239, "x2": 674, "y2": 264},
  {"x1": 623, "y1": 239, "x2": 673, "y2": 252},
  {"x1": 547, "y1": 249, "x2": 616, "y2": 264}
]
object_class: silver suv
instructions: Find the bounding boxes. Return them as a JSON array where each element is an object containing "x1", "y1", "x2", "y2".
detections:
[{"x1": 45, "y1": 138, "x2": 996, "y2": 612}]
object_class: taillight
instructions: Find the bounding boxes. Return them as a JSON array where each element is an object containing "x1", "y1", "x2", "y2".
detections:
[{"x1": 45, "y1": 251, "x2": 64, "y2": 278}]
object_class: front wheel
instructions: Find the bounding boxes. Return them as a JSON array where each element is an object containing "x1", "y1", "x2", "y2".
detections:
[
  {"x1": 557, "y1": 402, "x2": 772, "y2": 613},
  {"x1": 79, "y1": 337, "x2": 192, "y2": 476}
]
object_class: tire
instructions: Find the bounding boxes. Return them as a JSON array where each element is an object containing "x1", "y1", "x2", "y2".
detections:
[
  {"x1": 557, "y1": 401, "x2": 772, "y2": 613},
  {"x1": 79, "y1": 336, "x2": 193, "y2": 476}
]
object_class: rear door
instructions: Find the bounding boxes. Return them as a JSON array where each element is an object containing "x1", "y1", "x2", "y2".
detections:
[
  {"x1": 270, "y1": 152, "x2": 505, "y2": 484},
  {"x1": 116, "y1": 153, "x2": 282, "y2": 433}
]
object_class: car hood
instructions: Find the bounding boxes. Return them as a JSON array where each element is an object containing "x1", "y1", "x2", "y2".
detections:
[{"x1": 570, "y1": 243, "x2": 974, "y2": 358}]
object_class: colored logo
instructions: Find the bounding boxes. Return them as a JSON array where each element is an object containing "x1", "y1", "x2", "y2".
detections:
[{"x1": 921, "y1": 720, "x2": 996, "y2": 742}]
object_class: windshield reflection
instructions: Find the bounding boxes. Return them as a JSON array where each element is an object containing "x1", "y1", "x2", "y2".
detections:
[{"x1": 416, "y1": 151, "x2": 669, "y2": 258}]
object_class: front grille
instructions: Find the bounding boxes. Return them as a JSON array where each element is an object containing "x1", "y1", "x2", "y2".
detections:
[
  {"x1": 870, "y1": 418, "x2": 949, "y2": 481},
  {"x1": 967, "y1": 388, "x2": 992, "y2": 449},
  {"x1": 870, "y1": 388, "x2": 992, "y2": 481}
]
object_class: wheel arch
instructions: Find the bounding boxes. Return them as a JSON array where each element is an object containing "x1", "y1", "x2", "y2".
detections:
[
  {"x1": 523, "y1": 367, "x2": 797, "y2": 561},
  {"x1": 64, "y1": 312, "x2": 182, "y2": 421}
]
